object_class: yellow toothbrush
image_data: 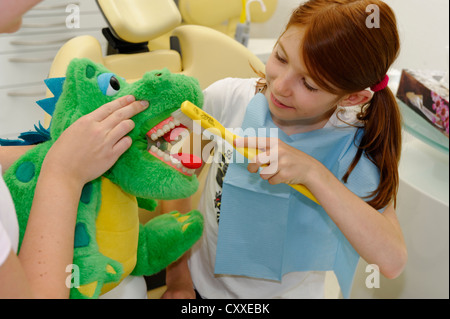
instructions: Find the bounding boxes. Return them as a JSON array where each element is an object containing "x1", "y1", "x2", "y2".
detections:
[{"x1": 172, "y1": 101, "x2": 320, "y2": 205}]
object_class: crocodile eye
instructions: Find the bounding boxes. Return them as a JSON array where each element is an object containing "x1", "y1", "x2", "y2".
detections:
[{"x1": 97, "y1": 73, "x2": 121, "y2": 96}]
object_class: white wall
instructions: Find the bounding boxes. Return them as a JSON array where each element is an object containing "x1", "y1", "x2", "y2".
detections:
[{"x1": 251, "y1": 0, "x2": 450, "y2": 72}]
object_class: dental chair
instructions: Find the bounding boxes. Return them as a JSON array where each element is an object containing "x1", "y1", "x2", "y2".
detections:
[
  {"x1": 46, "y1": 0, "x2": 266, "y2": 87},
  {"x1": 178, "y1": 0, "x2": 278, "y2": 39},
  {"x1": 95, "y1": 0, "x2": 278, "y2": 52},
  {"x1": 42, "y1": 0, "x2": 269, "y2": 298}
]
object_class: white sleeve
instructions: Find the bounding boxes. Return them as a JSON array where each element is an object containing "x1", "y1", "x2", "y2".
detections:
[
  {"x1": 202, "y1": 78, "x2": 233, "y2": 123},
  {"x1": 202, "y1": 78, "x2": 258, "y2": 128},
  {"x1": 0, "y1": 165, "x2": 19, "y2": 259},
  {"x1": 0, "y1": 221, "x2": 12, "y2": 267}
]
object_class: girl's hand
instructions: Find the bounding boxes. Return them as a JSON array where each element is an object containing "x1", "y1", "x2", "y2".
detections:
[
  {"x1": 235, "y1": 137, "x2": 321, "y2": 186},
  {"x1": 42, "y1": 95, "x2": 149, "y2": 185}
]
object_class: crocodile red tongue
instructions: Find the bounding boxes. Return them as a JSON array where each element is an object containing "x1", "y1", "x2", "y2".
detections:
[{"x1": 171, "y1": 153, "x2": 202, "y2": 169}]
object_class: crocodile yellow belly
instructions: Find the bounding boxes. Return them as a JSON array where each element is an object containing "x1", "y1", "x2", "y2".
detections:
[{"x1": 96, "y1": 177, "x2": 139, "y2": 295}]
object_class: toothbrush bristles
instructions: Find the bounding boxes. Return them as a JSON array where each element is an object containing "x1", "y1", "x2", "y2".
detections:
[{"x1": 171, "y1": 109, "x2": 193, "y2": 130}]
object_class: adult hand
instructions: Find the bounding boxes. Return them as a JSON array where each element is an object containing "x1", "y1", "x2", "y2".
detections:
[{"x1": 43, "y1": 95, "x2": 149, "y2": 185}]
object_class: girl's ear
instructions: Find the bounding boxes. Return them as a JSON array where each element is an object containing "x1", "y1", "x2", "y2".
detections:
[{"x1": 339, "y1": 90, "x2": 373, "y2": 107}]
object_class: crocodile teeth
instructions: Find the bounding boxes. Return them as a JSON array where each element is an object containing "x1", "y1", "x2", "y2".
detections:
[{"x1": 147, "y1": 116, "x2": 186, "y2": 141}]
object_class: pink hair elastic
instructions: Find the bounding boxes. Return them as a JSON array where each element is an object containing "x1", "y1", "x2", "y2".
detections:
[{"x1": 370, "y1": 75, "x2": 389, "y2": 92}]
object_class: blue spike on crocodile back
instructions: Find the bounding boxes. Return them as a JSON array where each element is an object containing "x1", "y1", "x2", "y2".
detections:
[
  {"x1": 34, "y1": 122, "x2": 51, "y2": 140},
  {"x1": 36, "y1": 77, "x2": 66, "y2": 116},
  {"x1": 0, "y1": 78, "x2": 62, "y2": 146},
  {"x1": 46, "y1": 77, "x2": 65, "y2": 98},
  {"x1": 0, "y1": 123, "x2": 50, "y2": 146}
]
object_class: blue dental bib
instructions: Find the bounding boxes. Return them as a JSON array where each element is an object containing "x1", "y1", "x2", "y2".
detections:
[{"x1": 215, "y1": 93, "x2": 383, "y2": 298}]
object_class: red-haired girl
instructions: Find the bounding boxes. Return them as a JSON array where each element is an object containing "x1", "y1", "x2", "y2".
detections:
[{"x1": 164, "y1": 0, "x2": 407, "y2": 299}]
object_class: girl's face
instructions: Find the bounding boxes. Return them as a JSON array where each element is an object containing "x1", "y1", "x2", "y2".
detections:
[{"x1": 264, "y1": 25, "x2": 343, "y2": 134}]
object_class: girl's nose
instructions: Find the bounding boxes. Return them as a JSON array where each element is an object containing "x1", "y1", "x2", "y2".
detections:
[{"x1": 272, "y1": 73, "x2": 293, "y2": 97}]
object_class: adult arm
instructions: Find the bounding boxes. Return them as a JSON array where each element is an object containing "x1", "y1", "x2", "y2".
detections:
[{"x1": 0, "y1": 96, "x2": 148, "y2": 298}]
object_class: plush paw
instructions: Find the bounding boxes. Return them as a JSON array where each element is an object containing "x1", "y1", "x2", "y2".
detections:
[
  {"x1": 70, "y1": 254, "x2": 124, "y2": 299},
  {"x1": 170, "y1": 211, "x2": 203, "y2": 233},
  {"x1": 133, "y1": 210, "x2": 203, "y2": 276}
]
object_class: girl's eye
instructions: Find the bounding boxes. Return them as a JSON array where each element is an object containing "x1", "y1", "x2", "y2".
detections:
[
  {"x1": 97, "y1": 73, "x2": 121, "y2": 96},
  {"x1": 275, "y1": 51, "x2": 287, "y2": 64},
  {"x1": 303, "y1": 78, "x2": 318, "y2": 92}
]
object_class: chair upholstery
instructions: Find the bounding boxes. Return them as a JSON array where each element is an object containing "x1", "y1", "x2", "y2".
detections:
[
  {"x1": 46, "y1": 25, "x2": 265, "y2": 87},
  {"x1": 178, "y1": 0, "x2": 278, "y2": 38},
  {"x1": 96, "y1": 0, "x2": 182, "y2": 43}
]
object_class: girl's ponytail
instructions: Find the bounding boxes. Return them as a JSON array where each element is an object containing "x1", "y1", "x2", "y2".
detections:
[{"x1": 344, "y1": 86, "x2": 402, "y2": 209}]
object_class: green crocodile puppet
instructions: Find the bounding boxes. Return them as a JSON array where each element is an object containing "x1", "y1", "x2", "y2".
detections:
[{"x1": 1, "y1": 58, "x2": 204, "y2": 299}]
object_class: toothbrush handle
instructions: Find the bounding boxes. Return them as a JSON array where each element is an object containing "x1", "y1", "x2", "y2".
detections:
[
  {"x1": 180, "y1": 101, "x2": 320, "y2": 205},
  {"x1": 289, "y1": 184, "x2": 320, "y2": 204},
  {"x1": 235, "y1": 146, "x2": 258, "y2": 160}
]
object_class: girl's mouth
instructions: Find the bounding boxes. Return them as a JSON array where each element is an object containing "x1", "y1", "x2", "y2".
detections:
[{"x1": 270, "y1": 93, "x2": 294, "y2": 110}]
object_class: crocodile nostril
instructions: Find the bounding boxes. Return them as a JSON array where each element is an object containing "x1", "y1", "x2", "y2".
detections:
[{"x1": 155, "y1": 73, "x2": 162, "y2": 77}]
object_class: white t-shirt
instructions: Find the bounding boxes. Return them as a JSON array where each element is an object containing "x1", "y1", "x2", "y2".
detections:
[
  {"x1": 0, "y1": 163, "x2": 19, "y2": 266},
  {"x1": 189, "y1": 78, "x2": 338, "y2": 299}
]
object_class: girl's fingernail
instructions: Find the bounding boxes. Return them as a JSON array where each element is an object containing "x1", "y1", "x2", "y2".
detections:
[
  {"x1": 140, "y1": 100, "x2": 149, "y2": 108},
  {"x1": 126, "y1": 95, "x2": 135, "y2": 103}
]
